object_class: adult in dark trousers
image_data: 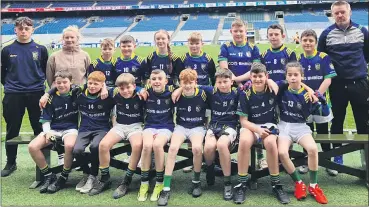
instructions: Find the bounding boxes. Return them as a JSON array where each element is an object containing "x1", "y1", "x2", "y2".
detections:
[
  {"x1": 1, "y1": 17, "x2": 49, "y2": 177},
  {"x1": 318, "y1": 0, "x2": 369, "y2": 175}
]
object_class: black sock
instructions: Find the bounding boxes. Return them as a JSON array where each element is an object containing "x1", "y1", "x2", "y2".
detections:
[{"x1": 100, "y1": 166, "x2": 110, "y2": 182}]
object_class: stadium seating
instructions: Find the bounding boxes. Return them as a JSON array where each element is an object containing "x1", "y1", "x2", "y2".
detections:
[
  {"x1": 34, "y1": 17, "x2": 86, "y2": 34},
  {"x1": 284, "y1": 11, "x2": 329, "y2": 22},
  {"x1": 352, "y1": 8, "x2": 368, "y2": 26},
  {"x1": 87, "y1": 16, "x2": 132, "y2": 28},
  {"x1": 181, "y1": 14, "x2": 219, "y2": 30},
  {"x1": 96, "y1": 0, "x2": 138, "y2": 6},
  {"x1": 50, "y1": 2, "x2": 94, "y2": 7},
  {"x1": 8, "y1": 2, "x2": 50, "y2": 8},
  {"x1": 1, "y1": 24, "x2": 14, "y2": 36},
  {"x1": 142, "y1": 0, "x2": 184, "y2": 5},
  {"x1": 131, "y1": 15, "x2": 179, "y2": 32}
]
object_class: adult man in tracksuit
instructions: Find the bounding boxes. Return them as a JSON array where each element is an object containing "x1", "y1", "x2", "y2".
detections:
[
  {"x1": 318, "y1": 0, "x2": 369, "y2": 174},
  {"x1": 1, "y1": 17, "x2": 49, "y2": 177}
]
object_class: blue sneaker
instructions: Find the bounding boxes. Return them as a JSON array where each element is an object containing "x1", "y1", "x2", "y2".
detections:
[{"x1": 334, "y1": 155, "x2": 343, "y2": 165}]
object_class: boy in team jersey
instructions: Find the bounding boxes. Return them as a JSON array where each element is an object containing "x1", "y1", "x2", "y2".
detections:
[
  {"x1": 201, "y1": 69, "x2": 240, "y2": 201},
  {"x1": 88, "y1": 73, "x2": 145, "y2": 197},
  {"x1": 88, "y1": 38, "x2": 117, "y2": 88},
  {"x1": 297, "y1": 29, "x2": 337, "y2": 175},
  {"x1": 157, "y1": 69, "x2": 208, "y2": 206},
  {"x1": 138, "y1": 69, "x2": 175, "y2": 202},
  {"x1": 234, "y1": 63, "x2": 290, "y2": 204},
  {"x1": 29, "y1": 71, "x2": 78, "y2": 194},
  {"x1": 115, "y1": 35, "x2": 146, "y2": 87}
]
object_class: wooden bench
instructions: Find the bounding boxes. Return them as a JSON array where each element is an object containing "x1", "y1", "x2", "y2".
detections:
[
  {"x1": 6, "y1": 135, "x2": 82, "y2": 189},
  {"x1": 250, "y1": 134, "x2": 369, "y2": 189}
]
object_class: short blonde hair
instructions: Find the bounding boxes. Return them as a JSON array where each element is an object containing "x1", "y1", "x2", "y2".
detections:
[
  {"x1": 88, "y1": 71, "x2": 106, "y2": 83},
  {"x1": 115, "y1": 73, "x2": 135, "y2": 86},
  {"x1": 188, "y1": 32, "x2": 202, "y2": 43},
  {"x1": 179, "y1": 68, "x2": 198, "y2": 83},
  {"x1": 120, "y1": 35, "x2": 135, "y2": 45},
  {"x1": 231, "y1": 18, "x2": 247, "y2": 28},
  {"x1": 62, "y1": 25, "x2": 82, "y2": 40},
  {"x1": 101, "y1": 38, "x2": 115, "y2": 48},
  {"x1": 150, "y1": 69, "x2": 166, "y2": 79}
]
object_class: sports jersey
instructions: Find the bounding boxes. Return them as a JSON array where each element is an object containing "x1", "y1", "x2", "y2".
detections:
[
  {"x1": 145, "y1": 50, "x2": 181, "y2": 85},
  {"x1": 39, "y1": 91, "x2": 78, "y2": 131},
  {"x1": 278, "y1": 85, "x2": 330, "y2": 123},
  {"x1": 261, "y1": 45, "x2": 297, "y2": 81},
  {"x1": 75, "y1": 85, "x2": 115, "y2": 132},
  {"x1": 177, "y1": 51, "x2": 216, "y2": 86},
  {"x1": 115, "y1": 53, "x2": 146, "y2": 87},
  {"x1": 299, "y1": 50, "x2": 337, "y2": 91},
  {"x1": 201, "y1": 86, "x2": 239, "y2": 129},
  {"x1": 218, "y1": 40, "x2": 260, "y2": 77},
  {"x1": 237, "y1": 87, "x2": 278, "y2": 124},
  {"x1": 110, "y1": 87, "x2": 145, "y2": 125},
  {"x1": 144, "y1": 85, "x2": 175, "y2": 130},
  {"x1": 88, "y1": 56, "x2": 117, "y2": 87},
  {"x1": 175, "y1": 88, "x2": 208, "y2": 129}
]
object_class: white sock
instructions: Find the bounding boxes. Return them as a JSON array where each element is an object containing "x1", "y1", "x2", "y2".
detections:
[
  {"x1": 310, "y1": 183, "x2": 317, "y2": 188},
  {"x1": 163, "y1": 187, "x2": 170, "y2": 191}
]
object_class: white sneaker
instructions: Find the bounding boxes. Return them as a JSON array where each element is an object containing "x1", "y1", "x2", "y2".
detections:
[
  {"x1": 58, "y1": 153, "x2": 65, "y2": 166},
  {"x1": 75, "y1": 174, "x2": 89, "y2": 191},
  {"x1": 79, "y1": 175, "x2": 96, "y2": 194}
]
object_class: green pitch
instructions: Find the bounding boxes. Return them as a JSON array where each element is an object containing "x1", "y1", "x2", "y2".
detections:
[{"x1": 1, "y1": 44, "x2": 365, "y2": 206}]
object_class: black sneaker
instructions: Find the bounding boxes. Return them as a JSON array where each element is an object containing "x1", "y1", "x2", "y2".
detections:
[
  {"x1": 206, "y1": 166, "x2": 215, "y2": 186},
  {"x1": 47, "y1": 175, "x2": 67, "y2": 194},
  {"x1": 39, "y1": 174, "x2": 56, "y2": 193},
  {"x1": 272, "y1": 184, "x2": 290, "y2": 204},
  {"x1": 223, "y1": 184, "x2": 233, "y2": 201},
  {"x1": 89, "y1": 179, "x2": 111, "y2": 196},
  {"x1": 157, "y1": 190, "x2": 170, "y2": 206},
  {"x1": 112, "y1": 181, "x2": 129, "y2": 199},
  {"x1": 1, "y1": 163, "x2": 17, "y2": 177},
  {"x1": 188, "y1": 182, "x2": 202, "y2": 197},
  {"x1": 233, "y1": 183, "x2": 247, "y2": 204}
]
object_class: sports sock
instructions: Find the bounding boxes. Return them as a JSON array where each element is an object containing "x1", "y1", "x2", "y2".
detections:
[
  {"x1": 290, "y1": 169, "x2": 302, "y2": 182},
  {"x1": 156, "y1": 170, "x2": 164, "y2": 183},
  {"x1": 163, "y1": 175, "x2": 172, "y2": 191},
  {"x1": 238, "y1": 173, "x2": 248, "y2": 184},
  {"x1": 224, "y1": 176, "x2": 231, "y2": 185},
  {"x1": 192, "y1": 171, "x2": 201, "y2": 183},
  {"x1": 40, "y1": 165, "x2": 51, "y2": 176},
  {"x1": 99, "y1": 166, "x2": 110, "y2": 182},
  {"x1": 270, "y1": 173, "x2": 280, "y2": 186},
  {"x1": 124, "y1": 166, "x2": 135, "y2": 184},
  {"x1": 309, "y1": 170, "x2": 318, "y2": 186},
  {"x1": 141, "y1": 169, "x2": 149, "y2": 183},
  {"x1": 60, "y1": 167, "x2": 71, "y2": 179}
]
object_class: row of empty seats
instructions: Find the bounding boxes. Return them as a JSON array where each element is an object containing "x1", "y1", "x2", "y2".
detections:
[
  {"x1": 284, "y1": 11, "x2": 329, "y2": 22},
  {"x1": 34, "y1": 18, "x2": 86, "y2": 34},
  {"x1": 182, "y1": 14, "x2": 219, "y2": 30},
  {"x1": 87, "y1": 16, "x2": 132, "y2": 28},
  {"x1": 131, "y1": 15, "x2": 179, "y2": 32}
]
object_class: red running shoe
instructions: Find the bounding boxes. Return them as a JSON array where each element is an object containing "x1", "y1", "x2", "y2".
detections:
[
  {"x1": 309, "y1": 184, "x2": 328, "y2": 204},
  {"x1": 294, "y1": 181, "x2": 307, "y2": 200}
]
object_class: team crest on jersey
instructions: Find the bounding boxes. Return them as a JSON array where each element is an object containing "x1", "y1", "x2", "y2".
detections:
[
  {"x1": 230, "y1": 100, "x2": 234, "y2": 105},
  {"x1": 246, "y1": 51, "x2": 251, "y2": 57},
  {"x1": 134, "y1": 104, "x2": 139, "y2": 109},
  {"x1": 165, "y1": 99, "x2": 170, "y2": 105},
  {"x1": 98, "y1": 105, "x2": 103, "y2": 109},
  {"x1": 32, "y1": 51, "x2": 38, "y2": 60},
  {"x1": 269, "y1": 98, "x2": 274, "y2": 105},
  {"x1": 196, "y1": 105, "x2": 201, "y2": 112},
  {"x1": 297, "y1": 102, "x2": 302, "y2": 110},
  {"x1": 329, "y1": 63, "x2": 334, "y2": 69},
  {"x1": 73, "y1": 102, "x2": 76, "y2": 107},
  {"x1": 280, "y1": 58, "x2": 286, "y2": 65},
  {"x1": 201, "y1": 64, "x2": 206, "y2": 70},
  {"x1": 132, "y1": 66, "x2": 137, "y2": 72},
  {"x1": 315, "y1": 63, "x2": 320, "y2": 70}
]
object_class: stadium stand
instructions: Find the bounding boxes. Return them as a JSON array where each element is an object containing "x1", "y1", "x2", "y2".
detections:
[
  {"x1": 351, "y1": 8, "x2": 369, "y2": 26},
  {"x1": 142, "y1": 0, "x2": 185, "y2": 5},
  {"x1": 181, "y1": 14, "x2": 219, "y2": 30},
  {"x1": 131, "y1": 15, "x2": 179, "y2": 32},
  {"x1": 96, "y1": 0, "x2": 138, "y2": 6},
  {"x1": 34, "y1": 17, "x2": 86, "y2": 34},
  {"x1": 87, "y1": 16, "x2": 132, "y2": 28},
  {"x1": 8, "y1": 2, "x2": 50, "y2": 8},
  {"x1": 50, "y1": 1, "x2": 94, "y2": 7}
]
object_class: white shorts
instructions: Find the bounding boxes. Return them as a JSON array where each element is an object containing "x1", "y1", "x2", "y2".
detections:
[
  {"x1": 278, "y1": 121, "x2": 312, "y2": 143},
  {"x1": 112, "y1": 122, "x2": 143, "y2": 140},
  {"x1": 240, "y1": 123, "x2": 277, "y2": 143},
  {"x1": 143, "y1": 128, "x2": 173, "y2": 142},
  {"x1": 41, "y1": 129, "x2": 78, "y2": 142},
  {"x1": 173, "y1": 125, "x2": 206, "y2": 140},
  {"x1": 206, "y1": 127, "x2": 237, "y2": 144}
]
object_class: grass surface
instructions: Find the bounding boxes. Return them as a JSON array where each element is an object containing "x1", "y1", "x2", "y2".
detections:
[{"x1": 1, "y1": 143, "x2": 368, "y2": 206}]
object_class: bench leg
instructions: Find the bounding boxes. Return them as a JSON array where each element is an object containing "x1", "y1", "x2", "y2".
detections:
[
  {"x1": 364, "y1": 144, "x2": 368, "y2": 189},
  {"x1": 250, "y1": 146, "x2": 258, "y2": 190},
  {"x1": 29, "y1": 149, "x2": 51, "y2": 189}
]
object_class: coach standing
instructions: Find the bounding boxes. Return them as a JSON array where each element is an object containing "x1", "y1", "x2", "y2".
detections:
[
  {"x1": 318, "y1": 1, "x2": 369, "y2": 166},
  {"x1": 1, "y1": 17, "x2": 48, "y2": 177}
]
